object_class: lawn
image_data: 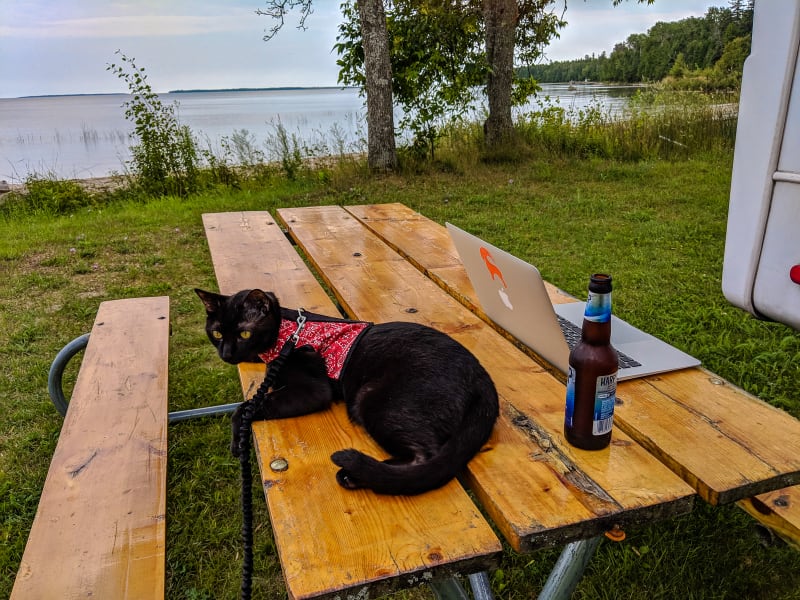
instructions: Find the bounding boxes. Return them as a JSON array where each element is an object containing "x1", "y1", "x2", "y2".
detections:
[{"x1": 1, "y1": 151, "x2": 799, "y2": 599}]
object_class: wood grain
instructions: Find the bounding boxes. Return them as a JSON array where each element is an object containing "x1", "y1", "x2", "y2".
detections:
[
  {"x1": 738, "y1": 488, "x2": 800, "y2": 550},
  {"x1": 277, "y1": 205, "x2": 695, "y2": 552},
  {"x1": 203, "y1": 212, "x2": 501, "y2": 600},
  {"x1": 344, "y1": 203, "x2": 800, "y2": 507},
  {"x1": 11, "y1": 297, "x2": 170, "y2": 600}
]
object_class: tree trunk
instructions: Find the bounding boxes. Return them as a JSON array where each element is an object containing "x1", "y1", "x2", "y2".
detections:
[
  {"x1": 356, "y1": 0, "x2": 398, "y2": 171},
  {"x1": 483, "y1": 0, "x2": 518, "y2": 148}
]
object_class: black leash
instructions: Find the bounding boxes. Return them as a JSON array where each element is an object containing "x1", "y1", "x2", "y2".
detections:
[{"x1": 238, "y1": 309, "x2": 306, "y2": 600}]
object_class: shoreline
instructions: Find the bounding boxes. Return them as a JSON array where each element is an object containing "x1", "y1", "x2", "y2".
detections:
[
  {"x1": 0, "y1": 174, "x2": 128, "y2": 195},
  {"x1": 0, "y1": 153, "x2": 363, "y2": 196}
]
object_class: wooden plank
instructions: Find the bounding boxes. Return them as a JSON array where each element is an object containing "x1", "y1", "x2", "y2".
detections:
[
  {"x1": 277, "y1": 206, "x2": 695, "y2": 552},
  {"x1": 345, "y1": 202, "x2": 575, "y2": 308},
  {"x1": 343, "y1": 202, "x2": 577, "y2": 380},
  {"x1": 738, "y1": 488, "x2": 800, "y2": 550},
  {"x1": 615, "y1": 372, "x2": 800, "y2": 504},
  {"x1": 11, "y1": 297, "x2": 170, "y2": 600},
  {"x1": 345, "y1": 203, "x2": 800, "y2": 506},
  {"x1": 202, "y1": 212, "x2": 501, "y2": 599}
]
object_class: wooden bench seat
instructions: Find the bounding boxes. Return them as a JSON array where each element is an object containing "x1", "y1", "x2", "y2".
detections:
[
  {"x1": 344, "y1": 202, "x2": 800, "y2": 547},
  {"x1": 275, "y1": 205, "x2": 696, "y2": 554},
  {"x1": 202, "y1": 212, "x2": 501, "y2": 599},
  {"x1": 11, "y1": 297, "x2": 170, "y2": 599},
  {"x1": 739, "y1": 489, "x2": 800, "y2": 550}
]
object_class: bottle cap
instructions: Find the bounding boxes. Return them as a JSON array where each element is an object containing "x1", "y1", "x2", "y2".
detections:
[{"x1": 589, "y1": 273, "x2": 612, "y2": 294}]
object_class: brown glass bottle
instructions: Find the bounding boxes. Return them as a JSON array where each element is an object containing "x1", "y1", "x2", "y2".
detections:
[{"x1": 564, "y1": 274, "x2": 619, "y2": 450}]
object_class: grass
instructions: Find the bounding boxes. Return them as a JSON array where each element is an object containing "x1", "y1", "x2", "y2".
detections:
[{"x1": 1, "y1": 149, "x2": 799, "y2": 599}]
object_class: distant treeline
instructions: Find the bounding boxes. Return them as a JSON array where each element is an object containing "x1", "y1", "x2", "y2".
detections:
[{"x1": 521, "y1": 2, "x2": 754, "y2": 86}]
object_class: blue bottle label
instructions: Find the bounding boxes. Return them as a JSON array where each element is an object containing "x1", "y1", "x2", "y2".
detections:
[
  {"x1": 565, "y1": 366, "x2": 576, "y2": 428},
  {"x1": 592, "y1": 373, "x2": 617, "y2": 435},
  {"x1": 564, "y1": 368, "x2": 618, "y2": 436},
  {"x1": 584, "y1": 291, "x2": 611, "y2": 323}
]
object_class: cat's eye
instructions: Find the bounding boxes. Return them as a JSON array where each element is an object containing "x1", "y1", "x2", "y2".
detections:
[
  {"x1": 240, "y1": 330, "x2": 252, "y2": 340},
  {"x1": 211, "y1": 330, "x2": 223, "y2": 340}
]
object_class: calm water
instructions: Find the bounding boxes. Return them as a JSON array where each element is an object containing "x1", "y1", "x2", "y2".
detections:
[{"x1": 0, "y1": 84, "x2": 637, "y2": 181}]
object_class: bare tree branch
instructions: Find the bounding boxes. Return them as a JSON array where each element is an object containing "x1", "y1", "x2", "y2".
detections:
[{"x1": 256, "y1": 0, "x2": 315, "y2": 42}]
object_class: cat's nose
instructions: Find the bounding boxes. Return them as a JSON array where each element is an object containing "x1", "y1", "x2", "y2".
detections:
[{"x1": 220, "y1": 343, "x2": 235, "y2": 362}]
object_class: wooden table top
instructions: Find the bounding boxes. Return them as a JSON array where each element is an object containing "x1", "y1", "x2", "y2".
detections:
[
  {"x1": 202, "y1": 203, "x2": 800, "y2": 598},
  {"x1": 203, "y1": 211, "x2": 501, "y2": 600},
  {"x1": 342, "y1": 203, "x2": 800, "y2": 506},
  {"x1": 274, "y1": 204, "x2": 696, "y2": 551}
]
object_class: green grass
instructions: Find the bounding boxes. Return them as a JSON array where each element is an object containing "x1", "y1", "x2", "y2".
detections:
[{"x1": 1, "y1": 151, "x2": 799, "y2": 599}]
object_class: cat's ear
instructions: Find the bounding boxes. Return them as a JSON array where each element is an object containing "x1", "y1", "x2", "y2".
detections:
[
  {"x1": 245, "y1": 289, "x2": 277, "y2": 317},
  {"x1": 195, "y1": 288, "x2": 224, "y2": 314}
]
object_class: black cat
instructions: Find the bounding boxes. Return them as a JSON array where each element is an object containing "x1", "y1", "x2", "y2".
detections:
[{"x1": 196, "y1": 288, "x2": 499, "y2": 496}]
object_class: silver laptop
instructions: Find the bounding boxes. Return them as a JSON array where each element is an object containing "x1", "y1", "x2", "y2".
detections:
[{"x1": 446, "y1": 223, "x2": 700, "y2": 380}]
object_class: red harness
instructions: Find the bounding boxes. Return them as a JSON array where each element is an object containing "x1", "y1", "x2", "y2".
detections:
[{"x1": 258, "y1": 318, "x2": 370, "y2": 380}]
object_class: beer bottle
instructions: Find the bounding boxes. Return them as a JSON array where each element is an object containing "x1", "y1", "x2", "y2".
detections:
[{"x1": 564, "y1": 274, "x2": 619, "y2": 450}]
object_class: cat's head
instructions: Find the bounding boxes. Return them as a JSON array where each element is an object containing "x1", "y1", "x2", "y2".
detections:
[{"x1": 195, "y1": 288, "x2": 282, "y2": 364}]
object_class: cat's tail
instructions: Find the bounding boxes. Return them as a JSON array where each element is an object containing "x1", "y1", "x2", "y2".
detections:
[{"x1": 330, "y1": 381, "x2": 498, "y2": 496}]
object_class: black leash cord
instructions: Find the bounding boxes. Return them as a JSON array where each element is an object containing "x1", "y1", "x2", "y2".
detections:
[{"x1": 238, "y1": 339, "x2": 295, "y2": 600}]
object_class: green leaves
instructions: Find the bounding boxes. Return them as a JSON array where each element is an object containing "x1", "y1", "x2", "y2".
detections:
[{"x1": 107, "y1": 51, "x2": 201, "y2": 198}]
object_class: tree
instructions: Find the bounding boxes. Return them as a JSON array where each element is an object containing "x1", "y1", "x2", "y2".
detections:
[
  {"x1": 338, "y1": 0, "x2": 485, "y2": 160},
  {"x1": 668, "y1": 52, "x2": 688, "y2": 78},
  {"x1": 482, "y1": 0, "x2": 518, "y2": 147},
  {"x1": 258, "y1": 0, "x2": 397, "y2": 171},
  {"x1": 107, "y1": 52, "x2": 200, "y2": 197},
  {"x1": 355, "y1": 0, "x2": 398, "y2": 170},
  {"x1": 338, "y1": 1, "x2": 566, "y2": 153},
  {"x1": 525, "y1": 3, "x2": 750, "y2": 86},
  {"x1": 482, "y1": 1, "x2": 565, "y2": 149}
]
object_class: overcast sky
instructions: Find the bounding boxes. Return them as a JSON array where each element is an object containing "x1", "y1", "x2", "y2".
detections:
[{"x1": 1, "y1": 1, "x2": 722, "y2": 99}]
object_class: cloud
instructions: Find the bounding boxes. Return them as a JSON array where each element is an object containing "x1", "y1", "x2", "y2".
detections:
[{"x1": 0, "y1": 13, "x2": 256, "y2": 39}]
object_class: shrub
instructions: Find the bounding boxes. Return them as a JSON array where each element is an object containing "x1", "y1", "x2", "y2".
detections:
[
  {"x1": 0, "y1": 174, "x2": 95, "y2": 217},
  {"x1": 107, "y1": 52, "x2": 201, "y2": 197},
  {"x1": 264, "y1": 119, "x2": 304, "y2": 180}
]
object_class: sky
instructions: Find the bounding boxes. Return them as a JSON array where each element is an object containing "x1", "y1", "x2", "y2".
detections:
[{"x1": 0, "y1": 1, "x2": 723, "y2": 99}]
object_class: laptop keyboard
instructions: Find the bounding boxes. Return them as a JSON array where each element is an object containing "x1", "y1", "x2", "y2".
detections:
[{"x1": 557, "y1": 316, "x2": 642, "y2": 369}]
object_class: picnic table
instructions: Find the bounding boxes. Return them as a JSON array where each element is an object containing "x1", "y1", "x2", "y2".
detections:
[{"x1": 201, "y1": 202, "x2": 800, "y2": 599}]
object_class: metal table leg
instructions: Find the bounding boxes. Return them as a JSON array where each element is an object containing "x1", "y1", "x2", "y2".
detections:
[
  {"x1": 538, "y1": 537, "x2": 603, "y2": 600},
  {"x1": 430, "y1": 571, "x2": 495, "y2": 600},
  {"x1": 469, "y1": 571, "x2": 495, "y2": 600},
  {"x1": 429, "y1": 577, "x2": 470, "y2": 600},
  {"x1": 168, "y1": 402, "x2": 239, "y2": 423}
]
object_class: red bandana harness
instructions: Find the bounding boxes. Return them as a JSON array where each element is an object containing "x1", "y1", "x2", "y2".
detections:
[{"x1": 258, "y1": 316, "x2": 370, "y2": 380}]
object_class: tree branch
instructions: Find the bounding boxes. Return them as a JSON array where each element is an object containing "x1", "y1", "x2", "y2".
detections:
[{"x1": 256, "y1": 0, "x2": 315, "y2": 42}]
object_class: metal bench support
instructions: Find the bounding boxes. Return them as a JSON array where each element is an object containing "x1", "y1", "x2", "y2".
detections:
[{"x1": 49, "y1": 333, "x2": 239, "y2": 423}]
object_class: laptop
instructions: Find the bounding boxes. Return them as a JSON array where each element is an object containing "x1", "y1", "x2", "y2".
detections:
[{"x1": 446, "y1": 223, "x2": 700, "y2": 380}]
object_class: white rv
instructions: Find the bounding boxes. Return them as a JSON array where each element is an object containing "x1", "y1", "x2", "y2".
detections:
[{"x1": 723, "y1": 1, "x2": 800, "y2": 330}]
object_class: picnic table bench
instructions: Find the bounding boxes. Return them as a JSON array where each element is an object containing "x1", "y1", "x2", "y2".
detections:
[{"x1": 11, "y1": 297, "x2": 170, "y2": 599}]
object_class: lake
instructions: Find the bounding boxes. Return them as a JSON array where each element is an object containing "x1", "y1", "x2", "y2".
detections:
[{"x1": 0, "y1": 84, "x2": 638, "y2": 181}]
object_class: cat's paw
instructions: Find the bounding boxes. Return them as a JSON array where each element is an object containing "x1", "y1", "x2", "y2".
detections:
[
  {"x1": 335, "y1": 468, "x2": 361, "y2": 489},
  {"x1": 331, "y1": 449, "x2": 363, "y2": 490},
  {"x1": 330, "y1": 448, "x2": 360, "y2": 467}
]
